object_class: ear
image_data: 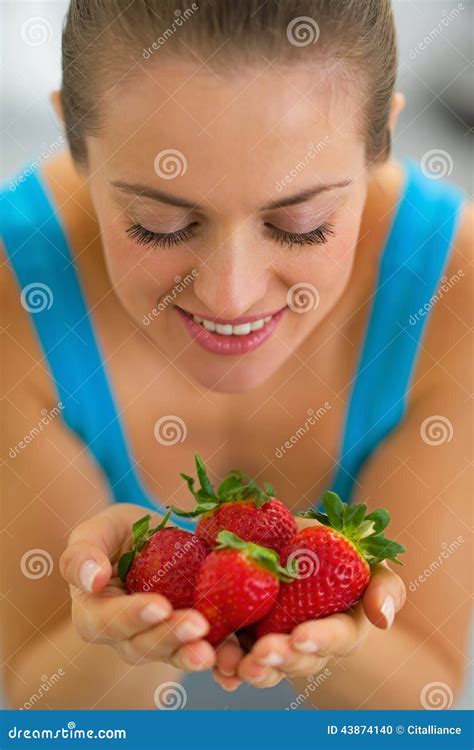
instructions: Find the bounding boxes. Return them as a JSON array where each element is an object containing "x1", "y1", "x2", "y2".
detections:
[
  {"x1": 50, "y1": 90, "x2": 64, "y2": 124},
  {"x1": 388, "y1": 92, "x2": 406, "y2": 134}
]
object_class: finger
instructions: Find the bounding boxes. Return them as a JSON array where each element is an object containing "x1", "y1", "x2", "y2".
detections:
[
  {"x1": 169, "y1": 640, "x2": 216, "y2": 672},
  {"x1": 237, "y1": 652, "x2": 285, "y2": 688},
  {"x1": 60, "y1": 540, "x2": 112, "y2": 593},
  {"x1": 215, "y1": 635, "x2": 244, "y2": 677},
  {"x1": 76, "y1": 592, "x2": 173, "y2": 643},
  {"x1": 212, "y1": 669, "x2": 242, "y2": 692},
  {"x1": 60, "y1": 504, "x2": 166, "y2": 593},
  {"x1": 290, "y1": 605, "x2": 370, "y2": 657},
  {"x1": 249, "y1": 634, "x2": 328, "y2": 677},
  {"x1": 362, "y1": 562, "x2": 406, "y2": 629},
  {"x1": 128, "y1": 609, "x2": 210, "y2": 661}
]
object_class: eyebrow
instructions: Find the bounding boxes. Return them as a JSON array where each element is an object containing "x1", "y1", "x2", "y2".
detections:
[{"x1": 110, "y1": 179, "x2": 352, "y2": 211}]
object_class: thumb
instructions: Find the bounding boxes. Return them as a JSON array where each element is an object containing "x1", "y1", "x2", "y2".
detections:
[{"x1": 60, "y1": 540, "x2": 112, "y2": 593}]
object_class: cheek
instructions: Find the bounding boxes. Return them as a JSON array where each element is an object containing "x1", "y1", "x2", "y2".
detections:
[{"x1": 100, "y1": 223, "x2": 188, "y2": 311}]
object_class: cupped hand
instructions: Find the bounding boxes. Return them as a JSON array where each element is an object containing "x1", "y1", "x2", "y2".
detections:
[
  {"x1": 213, "y1": 560, "x2": 406, "y2": 691},
  {"x1": 59, "y1": 503, "x2": 216, "y2": 673}
]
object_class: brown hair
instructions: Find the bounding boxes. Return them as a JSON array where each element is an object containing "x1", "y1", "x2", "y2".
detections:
[{"x1": 61, "y1": 0, "x2": 397, "y2": 165}]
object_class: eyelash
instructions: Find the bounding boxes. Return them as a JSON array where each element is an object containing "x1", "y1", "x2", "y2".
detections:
[{"x1": 126, "y1": 221, "x2": 335, "y2": 249}]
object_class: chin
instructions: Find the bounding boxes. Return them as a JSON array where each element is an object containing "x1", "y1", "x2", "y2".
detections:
[{"x1": 187, "y1": 360, "x2": 279, "y2": 393}]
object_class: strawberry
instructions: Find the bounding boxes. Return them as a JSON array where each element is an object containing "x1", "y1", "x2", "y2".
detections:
[
  {"x1": 256, "y1": 491, "x2": 405, "y2": 636},
  {"x1": 171, "y1": 454, "x2": 297, "y2": 554},
  {"x1": 118, "y1": 511, "x2": 207, "y2": 609},
  {"x1": 193, "y1": 530, "x2": 294, "y2": 646}
]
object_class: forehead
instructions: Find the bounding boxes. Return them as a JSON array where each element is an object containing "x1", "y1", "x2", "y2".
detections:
[{"x1": 94, "y1": 59, "x2": 365, "y2": 206}]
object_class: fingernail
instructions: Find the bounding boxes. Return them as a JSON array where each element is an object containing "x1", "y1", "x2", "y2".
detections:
[
  {"x1": 259, "y1": 652, "x2": 284, "y2": 667},
  {"x1": 221, "y1": 681, "x2": 240, "y2": 692},
  {"x1": 79, "y1": 559, "x2": 101, "y2": 592},
  {"x1": 140, "y1": 603, "x2": 169, "y2": 624},
  {"x1": 247, "y1": 664, "x2": 267, "y2": 680},
  {"x1": 218, "y1": 667, "x2": 236, "y2": 677},
  {"x1": 252, "y1": 669, "x2": 270, "y2": 684},
  {"x1": 380, "y1": 595, "x2": 395, "y2": 628},
  {"x1": 293, "y1": 639, "x2": 319, "y2": 654},
  {"x1": 176, "y1": 617, "x2": 207, "y2": 640}
]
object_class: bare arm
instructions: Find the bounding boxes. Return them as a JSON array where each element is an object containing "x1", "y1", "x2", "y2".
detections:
[
  {"x1": 1, "y1": 261, "x2": 213, "y2": 709},
  {"x1": 223, "y1": 205, "x2": 473, "y2": 709}
]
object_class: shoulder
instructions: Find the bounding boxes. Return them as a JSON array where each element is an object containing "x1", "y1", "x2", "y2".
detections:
[
  {"x1": 410, "y1": 197, "x2": 473, "y2": 405},
  {"x1": 0, "y1": 151, "x2": 95, "y2": 403}
]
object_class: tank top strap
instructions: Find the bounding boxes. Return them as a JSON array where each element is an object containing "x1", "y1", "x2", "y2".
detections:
[
  {"x1": 1, "y1": 166, "x2": 194, "y2": 528},
  {"x1": 330, "y1": 157, "x2": 467, "y2": 505}
]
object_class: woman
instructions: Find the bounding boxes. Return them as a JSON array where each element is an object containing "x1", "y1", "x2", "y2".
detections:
[{"x1": 1, "y1": 0, "x2": 471, "y2": 710}]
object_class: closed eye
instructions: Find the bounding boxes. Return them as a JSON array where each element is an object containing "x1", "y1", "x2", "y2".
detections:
[
  {"x1": 126, "y1": 222, "x2": 198, "y2": 248},
  {"x1": 266, "y1": 222, "x2": 335, "y2": 248}
]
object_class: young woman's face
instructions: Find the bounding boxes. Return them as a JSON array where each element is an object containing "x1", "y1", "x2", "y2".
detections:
[{"x1": 86, "y1": 60, "x2": 369, "y2": 392}]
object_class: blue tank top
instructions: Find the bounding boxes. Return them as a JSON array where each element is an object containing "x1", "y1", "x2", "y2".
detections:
[{"x1": 0, "y1": 158, "x2": 466, "y2": 528}]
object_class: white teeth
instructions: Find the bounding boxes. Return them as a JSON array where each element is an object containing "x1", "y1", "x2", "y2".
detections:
[
  {"x1": 192, "y1": 313, "x2": 273, "y2": 336},
  {"x1": 215, "y1": 323, "x2": 233, "y2": 335},
  {"x1": 233, "y1": 323, "x2": 252, "y2": 336}
]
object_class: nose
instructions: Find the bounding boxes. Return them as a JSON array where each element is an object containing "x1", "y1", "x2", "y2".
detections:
[{"x1": 192, "y1": 228, "x2": 270, "y2": 319}]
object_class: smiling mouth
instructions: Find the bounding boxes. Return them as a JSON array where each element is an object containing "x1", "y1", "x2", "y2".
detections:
[{"x1": 175, "y1": 306, "x2": 287, "y2": 355}]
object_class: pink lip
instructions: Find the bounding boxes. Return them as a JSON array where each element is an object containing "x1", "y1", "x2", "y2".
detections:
[
  {"x1": 177, "y1": 307, "x2": 285, "y2": 325},
  {"x1": 176, "y1": 307, "x2": 286, "y2": 355}
]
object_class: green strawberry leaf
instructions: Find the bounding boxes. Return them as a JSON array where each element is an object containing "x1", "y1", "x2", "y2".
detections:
[
  {"x1": 215, "y1": 530, "x2": 297, "y2": 583},
  {"x1": 170, "y1": 502, "x2": 219, "y2": 518},
  {"x1": 118, "y1": 550, "x2": 135, "y2": 582},
  {"x1": 365, "y1": 508, "x2": 390, "y2": 534},
  {"x1": 195, "y1": 454, "x2": 217, "y2": 498},
  {"x1": 118, "y1": 510, "x2": 172, "y2": 583},
  {"x1": 297, "y1": 492, "x2": 405, "y2": 565},
  {"x1": 132, "y1": 514, "x2": 152, "y2": 549},
  {"x1": 179, "y1": 455, "x2": 273, "y2": 517},
  {"x1": 322, "y1": 491, "x2": 345, "y2": 530}
]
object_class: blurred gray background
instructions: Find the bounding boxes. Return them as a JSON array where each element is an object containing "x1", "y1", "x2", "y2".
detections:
[{"x1": 1, "y1": 0, "x2": 472, "y2": 711}]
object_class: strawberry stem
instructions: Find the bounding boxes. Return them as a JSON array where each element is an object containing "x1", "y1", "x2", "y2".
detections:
[
  {"x1": 171, "y1": 454, "x2": 274, "y2": 518},
  {"x1": 118, "y1": 510, "x2": 172, "y2": 582},
  {"x1": 215, "y1": 530, "x2": 296, "y2": 582},
  {"x1": 298, "y1": 491, "x2": 405, "y2": 565}
]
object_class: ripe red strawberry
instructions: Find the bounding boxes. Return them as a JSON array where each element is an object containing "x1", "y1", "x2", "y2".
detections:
[
  {"x1": 171, "y1": 454, "x2": 296, "y2": 553},
  {"x1": 118, "y1": 511, "x2": 207, "y2": 609},
  {"x1": 193, "y1": 530, "x2": 294, "y2": 646},
  {"x1": 256, "y1": 491, "x2": 405, "y2": 636}
]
